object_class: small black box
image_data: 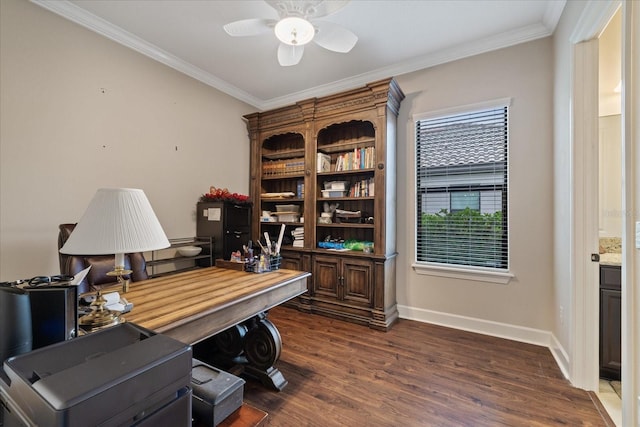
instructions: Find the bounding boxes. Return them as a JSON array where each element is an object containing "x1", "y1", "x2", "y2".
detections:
[
  {"x1": 191, "y1": 358, "x2": 245, "y2": 426},
  {"x1": 26, "y1": 285, "x2": 78, "y2": 350}
]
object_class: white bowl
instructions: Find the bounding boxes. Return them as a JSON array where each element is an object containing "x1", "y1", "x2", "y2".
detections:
[{"x1": 177, "y1": 246, "x2": 202, "y2": 257}]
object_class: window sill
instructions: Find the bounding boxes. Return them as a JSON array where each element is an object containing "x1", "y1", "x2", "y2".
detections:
[{"x1": 412, "y1": 262, "x2": 514, "y2": 285}]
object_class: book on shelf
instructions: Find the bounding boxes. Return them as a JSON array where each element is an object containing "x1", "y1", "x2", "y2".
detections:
[
  {"x1": 334, "y1": 147, "x2": 375, "y2": 171},
  {"x1": 347, "y1": 178, "x2": 375, "y2": 197},
  {"x1": 262, "y1": 158, "x2": 305, "y2": 176},
  {"x1": 291, "y1": 226, "x2": 304, "y2": 247},
  {"x1": 296, "y1": 180, "x2": 305, "y2": 198},
  {"x1": 317, "y1": 153, "x2": 331, "y2": 173}
]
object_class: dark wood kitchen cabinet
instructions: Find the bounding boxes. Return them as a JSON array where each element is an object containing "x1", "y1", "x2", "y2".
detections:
[{"x1": 599, "y1": 264, "x2": 621, "y2": 380}]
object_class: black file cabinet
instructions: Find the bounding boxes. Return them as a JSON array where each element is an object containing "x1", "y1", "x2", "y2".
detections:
[{"x1": 196, "y1": 202, "x2": 251, "y2": 261}]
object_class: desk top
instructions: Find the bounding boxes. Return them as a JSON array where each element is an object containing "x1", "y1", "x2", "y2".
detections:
[{"x1": 123, "y1": 267, "x2": 310, "y2": 345}]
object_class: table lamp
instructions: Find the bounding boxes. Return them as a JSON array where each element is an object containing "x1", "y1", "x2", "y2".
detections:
[{"x1": 59, "y1": 188, "x2": 170, "y2": 330}]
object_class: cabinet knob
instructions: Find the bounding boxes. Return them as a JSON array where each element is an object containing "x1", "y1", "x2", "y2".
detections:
[
  {"x1": 377, "y1": 163, "x2": 384, "y2": 170},
  {"x1": 305, "y1": 169, "x2": 311, "y2": 176}
]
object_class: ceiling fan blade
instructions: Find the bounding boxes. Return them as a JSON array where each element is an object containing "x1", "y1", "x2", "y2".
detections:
[
  {"x1": 265, "y1": 1, "x2": 350, "y2": 19},
  {"x1": 313, "y1": 21, "x2": 357, "y2": 53},
  {"x1": 223, "y1": 18, "x2": 273, "y2": 37},
  {"x1": 277, "y1": 43, "x2": 304, "y2": 66}
]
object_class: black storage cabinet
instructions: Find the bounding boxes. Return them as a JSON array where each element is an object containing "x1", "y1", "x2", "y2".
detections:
[
  {"x1": 196, "y1": 202, "x2": 251, "y2": 261},
  {"x1": 599, "y1": 264, "x2": 622, "y2": 380}
]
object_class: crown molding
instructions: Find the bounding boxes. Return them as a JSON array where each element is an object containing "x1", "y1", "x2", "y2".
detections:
[
  {"x1": 261, "y1": 21, "x2": 555, "y2": 110},
  {"x1": 31, "y1": 0, "x2": 563, "y2": 111},
  {"x1": 543, "y1": 0, "x2": 567, "y2": 32},
  {"x1": 571, "y1": 0, "x2": 621, "y2": 43}
]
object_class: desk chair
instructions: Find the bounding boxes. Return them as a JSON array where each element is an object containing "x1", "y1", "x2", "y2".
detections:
[{"x1": 58, "y1": 223, "x2": 148, "y2": 294}]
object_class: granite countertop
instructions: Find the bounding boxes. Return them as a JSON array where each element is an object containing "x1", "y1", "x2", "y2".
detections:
[
  {"x1": 600, "y1": 252, "x2": 622, "y2": 266},
  {"x1": 599, "y1": 237, "x2": 622, "y2": 266}
]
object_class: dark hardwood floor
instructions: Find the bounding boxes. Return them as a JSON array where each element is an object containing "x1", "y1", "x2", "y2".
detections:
[{"x1": 240, "y1": 306, "x2": 611, "y2": 427}]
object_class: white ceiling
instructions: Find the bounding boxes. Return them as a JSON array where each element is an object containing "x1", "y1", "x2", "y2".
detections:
[{"x1": 33, "y1": 0, "x2": 566, "y2": 111}]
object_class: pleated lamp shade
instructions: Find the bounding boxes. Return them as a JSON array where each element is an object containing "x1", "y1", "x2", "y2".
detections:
[{"x1": 59, "y1": 188, "x2": 170, "y2": 264}]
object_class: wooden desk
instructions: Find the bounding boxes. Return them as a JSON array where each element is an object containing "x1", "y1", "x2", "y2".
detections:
[{"x1": 122, "y1": 266, "x2": 310, "y2": 390}]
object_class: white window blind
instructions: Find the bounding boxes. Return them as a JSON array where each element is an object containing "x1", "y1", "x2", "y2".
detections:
[{"x1": 415, "y1": 105, "x2": 508, "y2": 269}]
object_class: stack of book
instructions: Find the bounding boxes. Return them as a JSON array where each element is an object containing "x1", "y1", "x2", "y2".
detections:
[
  {"x1": 291, "y1": 227, "x2": 304, "y2": 247},
  {"x1": 334, "y1": 147, "x2": 375, "y2": 171},
  {"x1": 348, "y1": 178, "x2": 374, "y2": 197},
  {"x1": 262, "y1": 157, "x2": 305, "y2": 176}
]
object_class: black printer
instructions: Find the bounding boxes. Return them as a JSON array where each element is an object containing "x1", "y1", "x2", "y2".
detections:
[{"x1": 0, "y1": 322, "x2": 192, "y2": 427}]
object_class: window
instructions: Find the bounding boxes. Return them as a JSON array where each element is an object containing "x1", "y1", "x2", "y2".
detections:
[
  {"x1": 451, "y1": 191, "x2": 480, "y2": 212},
  {"x1": 415, "y1": 103, "x2": 508, "y2": 270}
]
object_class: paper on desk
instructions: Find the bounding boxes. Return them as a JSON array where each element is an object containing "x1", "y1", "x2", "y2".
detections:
[
  {"x1": 81, "y1": 291, "x2": 132, "y2": 313},
  {"x1": 102, "y1": 292, "x2": 123, "y2": 311},
  {"x1": 70, "y1": 266, "x2": 91, "y2": 286}
]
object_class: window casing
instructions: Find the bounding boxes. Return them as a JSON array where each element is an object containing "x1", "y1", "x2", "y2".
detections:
[{"x1": 415, "y1": 103, "x2": 509, "y2": 271}]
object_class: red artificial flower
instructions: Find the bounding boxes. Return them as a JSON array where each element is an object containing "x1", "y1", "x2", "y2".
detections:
[{"x1": 199, "y1": 186, "x2": 251, "y2": 205}]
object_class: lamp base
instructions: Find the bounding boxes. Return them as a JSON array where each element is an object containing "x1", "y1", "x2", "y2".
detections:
[
  {"x1": 107, "y1": 266, "x2": 133, "y2": 293},
  {"x1": 79, "y1": 290, "x2": 124, "y2": 332}
]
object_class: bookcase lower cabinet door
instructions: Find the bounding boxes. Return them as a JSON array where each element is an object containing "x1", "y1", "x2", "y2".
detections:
[
  {"x1": 280, "y1": 249, "x2": 311, "y2": 271},
  {"x1": 312, "y1": 254, "x2": 379, "y2": 325},
  {"x1": 280, "y1": 249, "x2": 313, "y2": 311}
]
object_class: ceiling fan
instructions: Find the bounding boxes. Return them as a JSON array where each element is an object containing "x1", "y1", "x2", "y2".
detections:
[{"x1": 223, "y1": 0, "x2": 358, "y2": 66}]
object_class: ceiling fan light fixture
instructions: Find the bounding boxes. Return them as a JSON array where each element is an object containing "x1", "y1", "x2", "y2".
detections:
[{"x1": 274, "y1": 17, "x2": 315, "y2": 46}]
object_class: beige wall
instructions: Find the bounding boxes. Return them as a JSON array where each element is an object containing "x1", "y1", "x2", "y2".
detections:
[
  {"x1": 599, "y1": 114, "x2": 622, "y2": 238},
  {"x1": 395, "y1": 37, "x2": 554, "y2": 333},
  {"x1": 598, "y1": 9, "x2": 622, "y2": 238},
  {"x1": 599, "y1": 9, "x2": 622, "y2": 117},
  {"x1": 0, "y1": 0, "x2": 255, "y2": 281}
]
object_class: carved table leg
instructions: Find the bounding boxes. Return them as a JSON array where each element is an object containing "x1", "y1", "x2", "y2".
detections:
[
  {"x1": 198, "y1": 312, "x2": 287, "y2": 391},
  {"x1": 242, "y1": 313, "x2": 287, "y2": 391},
  {"x1": 212, "y1": 323, "x2": 247, "y2": 360}
]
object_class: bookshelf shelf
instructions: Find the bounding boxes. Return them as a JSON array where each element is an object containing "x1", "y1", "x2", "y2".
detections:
[
  {"x1": 317, "y1": 169, "x2": 375, "y2": 176},
  {"x1": 262, "y1": 148, "x2": 305, "y2": 160},
  {"x1": 316, "y1": 223, "x2": 374, "y2": 229}
]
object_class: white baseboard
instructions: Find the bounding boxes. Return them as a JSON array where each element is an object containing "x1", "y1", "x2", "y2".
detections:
[
  {"x1": 398, "y1": 305, "x2": 570, "y2": 379},
  {"x1": 548, "y1": 332, "x2": 570, "y2": 380}
]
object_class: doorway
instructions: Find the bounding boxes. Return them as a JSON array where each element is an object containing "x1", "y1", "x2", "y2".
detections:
[{"x1": 570, "y1": 1, "x2": 638, "y2": 425}]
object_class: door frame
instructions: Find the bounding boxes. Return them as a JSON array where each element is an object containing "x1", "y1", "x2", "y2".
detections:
[
  {"x1": 571, "y1": 1, "x2": 637, "y2": 425},
  {"x1": 571, "y1": 35, "x2": 600, "y2": 393}
]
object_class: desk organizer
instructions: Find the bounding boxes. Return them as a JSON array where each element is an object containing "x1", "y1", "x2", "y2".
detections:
[{"x1": 249, "y1": 255, "x2": 281, "y2": 273}]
